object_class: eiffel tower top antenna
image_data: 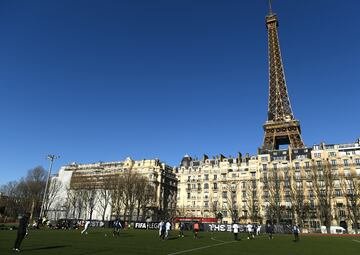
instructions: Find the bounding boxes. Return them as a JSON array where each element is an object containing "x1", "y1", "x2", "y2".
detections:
[{"x1": 269, "y1": 0, "x2": 273, "y2": 15}]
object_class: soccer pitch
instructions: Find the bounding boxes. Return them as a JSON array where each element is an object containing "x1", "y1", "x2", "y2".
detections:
[{"x1": 1, "y1": 229, "x2": 359, "y2": 255}]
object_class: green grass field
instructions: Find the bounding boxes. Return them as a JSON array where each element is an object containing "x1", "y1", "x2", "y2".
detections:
[{"x1": 1, "y1": 228, "x2": 359, "y2": 255}]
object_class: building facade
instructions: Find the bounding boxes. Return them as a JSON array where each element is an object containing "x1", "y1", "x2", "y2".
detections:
[
  {"x1": 48, "y1": 157, "x2": 177, "y2": 222},
  {"x1": 176, "y1": 139, "x2": 360, "y2": 232}
]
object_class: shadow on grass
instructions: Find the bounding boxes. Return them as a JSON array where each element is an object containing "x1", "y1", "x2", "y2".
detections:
[{"x1": 25, "y1": 245, "x2": 71, "y2": 251}]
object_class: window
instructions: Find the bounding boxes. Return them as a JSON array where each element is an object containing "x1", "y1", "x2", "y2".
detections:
[
  {"x1": 261, "y1": 156, "x2": 268, "y2": 162},
  {"x1": 242, "y1": 191, "x2": 246, "y2": 198},
  {"x1": 204, "y1": 201, "x2": 209, "y2": 208},
  {"x1": 241, "y1": 182, "x2": 246, "y2": 189},
  {"x1": 355, "y1": 158, "x2": 360, "y2": 166},
  {"x1": 295, "y1": 162, "x2": 300, "y2": 170},
  {"x1": 214, "y1": 174, "x2": 217, "y2": 180},
  {"x1": 305, "y1": 162, "x2": 310, "y2": 169},
  {"x1": 251, "y1": 172, "x2": 256, "y2": 177},
  {"x1": 222, "y1": 191, "x2": 227, "y2": 199},
  {"x1": 316, "y1": 161, "x2": 322, "y2": 168},
  {"x1": 187, "y1": 176, "x2": 191, "y2": 182},
  {"x1": 335, "y1": 189, "x2": 342, "y2": 197},
  {"x1": 204, "y1": 183, "x2": 209, "y2": 189},
  {"x1": 213, "y1": 183, "x2": 218, "y2": 190},
  {"x1": 344, "y1": 159, "x2": 349, "y2": 167},
  {"x1": 204, "y1": 174, "x2": 209, "y2": 180},
  {"x1": 331, "y1": 160, "x2": 337, "y2": 166},
  {"x1": 273, "y1": 164, "x2": 278, "y2": 170},
  {"x1": 262, "y1": 164, "x2": 268, "y2": 171},
  {"x1": 187, "y1": 193, "x2": 190, "y2": 199},
  {"x1": 329, "y1": 152, "x2": 336, "y2": 157},
  {"x1": 314, "y1": 152, "x2": 321, "y2": 158},
  {"x1": 309, "y1": 190, "x2": 314, "y2": 198}
]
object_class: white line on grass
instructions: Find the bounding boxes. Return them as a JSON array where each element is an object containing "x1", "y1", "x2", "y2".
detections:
[
  {"x1": 210, "y1": 237, "x2": 225, "y2": 243},
  {"x1": 352, "y1": 239, "x2": 360, "y2": 243},
  {"x1": 167, "y1": 240, "x2": 237, "y2": 255}
]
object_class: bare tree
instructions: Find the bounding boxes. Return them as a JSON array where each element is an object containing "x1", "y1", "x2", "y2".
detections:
[
  {"x1": 135, "y1": 178, "x2": 156, "y2": 221},
  {"x1": 82, "y1": 187, "x2": 98, "y2": 220},
  {"x1": 97, "y1": 186, "x2": 112, "y2": 222},
  {"x1": 122, "y1": 172, "x2": 141, "y2": 221},
  {"x1": 110, "y1": 175, "x2": 125, "y2": 219},
  {"x1": 265, "y1": 167, "x2": 283, "y2": 224},
  {"x1": 223, "y1": 182, "x2": 239, "y2": 223},
  {"x1": 244, "y1": 179, "x2": 260, "y2": 222},
  {"x1": 289, "y1": 170, "x2": 311, "y2": 228},
  {"x1": 312, "y1": 160, "x2": 334, "y2": 234},
  {"x1": 0, "y1": 181, "x2": 22, "y2": 219},
  {"x1": 43, "y1": 178, "x2": 62, "y2": 217},
  {"x1": 341, "y1": 172, "x2": 360, "y2": 233}
]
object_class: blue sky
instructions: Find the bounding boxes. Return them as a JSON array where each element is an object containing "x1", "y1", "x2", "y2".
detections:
[{"x1": 0, "y1": 0, "x2": 359, "y2": 185}]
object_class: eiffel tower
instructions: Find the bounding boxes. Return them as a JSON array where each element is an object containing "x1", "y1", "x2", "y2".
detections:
[{"x1": 261, "y1": 2, "x2": 305, "y2": 151}]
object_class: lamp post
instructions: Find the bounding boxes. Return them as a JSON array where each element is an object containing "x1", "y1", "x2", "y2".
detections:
[{"x1": 39, "y1": 154, "x2": 60, "y2": 219}]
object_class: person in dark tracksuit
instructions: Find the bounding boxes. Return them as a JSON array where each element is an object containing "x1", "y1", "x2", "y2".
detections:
[
  {"x1": 13, "y1": 213, "x2": 30, "y2": 252},
  {"x1": 266, "y1": 223, "x2": 274, "y2": 239}
]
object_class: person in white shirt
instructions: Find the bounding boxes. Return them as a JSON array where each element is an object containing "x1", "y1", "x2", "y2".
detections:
[
  {"x1": 158, "y1": 220, "x2": 164, "y2": 237},
  {"x1": 256, "y1": 225, "x2": 261, "y2": 235},
  {"x1": 81, "y1": 220, "x2": 91, "y2": 235},
  {"x1": 232, "y1": 223, "x2": 240, "y2": 240},
  {"x1": 246, "y1": 223, "x2": 253, "y2": 239},
  {"x1": 165, "y1": 221, "x2": 171, "y2": 239}
]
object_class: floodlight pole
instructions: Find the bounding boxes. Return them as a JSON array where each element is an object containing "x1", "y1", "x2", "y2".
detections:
[{"x1": 39, "y1": 154, "x2": 59, "y2": 219}]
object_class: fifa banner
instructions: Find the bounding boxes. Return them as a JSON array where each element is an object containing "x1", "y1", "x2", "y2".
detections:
[{"x1": 133, "y1": 222, "x2": 160, "y2": 230}]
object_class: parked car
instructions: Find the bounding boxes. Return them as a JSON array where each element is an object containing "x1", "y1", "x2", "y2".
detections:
[{"x1": 321, "y1": 226, "x2": 346, "y2": 234}]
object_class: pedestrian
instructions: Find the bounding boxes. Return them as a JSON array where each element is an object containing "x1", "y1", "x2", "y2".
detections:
[
  {"x1": 160, "y1": 221, "x2": 166, "y2": 240},
  {"x1": 252, "y1": 224, "x2": 257, "y2": 238},
  {"x1": 266, "y1": 223, "x2": 274, "y2": 239},
  {"x1": 158, "y1": 220, "x2": 164, "y2": 237},
  {"x1": 232, "y1": 222, "x2": 240, "y2": 241},
  {"x1": 13, "y1": 212, "x2": 30, "y2": 252},
  {"x1": 179, "y1": 222, "x2": 185, "y2": 237},
  {"x1": 81, "y1": 220, "x2": 91, "y2": 235},
  {"x1": 193, "y1": 222, "x2": 200, "y2": 238},
  {"x1": 165, "y1": 220, "x2": 171, "y2": 239},
  {"x1": 257, "y1": 224, "x2": 261, "y2": 235},
  {"x1": 246, "y1": 222, "x2": 253, "y2": 239},
  {"x1": 113, "y1": 219, "x2": 122, "y2": 237},
  {"x1": 293, "y1": 225, "x2": 300, "y2": 242}
]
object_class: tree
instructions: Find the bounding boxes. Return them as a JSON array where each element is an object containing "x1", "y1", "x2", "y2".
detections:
[
  {"x1": 244, "y1": 179, "x2": 260, "y2": 222},
  {"x1": 134, "y1": 178, "x2": 156, "y2": 221},
  {"x1": 97, "y1": 186, "x2": 112, "y2": 222},
  {"x1": 265, "y1": 166, "x2": 283, "y2": 224},
  {"x1": 312, "y1": 160, "x2": 334, "y2": 234},
  {"x1": 222, "y1": 182, "x2": 239, "y2": 223},
  {"x1": 0, "y1": 181, "x2": 21, "y2": 220},
  {"x1": 110, "y1": 174, "x2": 125, "y2": 219},
  {"x1": 43, "y1": 178, "x2": 62, "y2": 217},
  {"x1": 82, "y1": 187, "x2": 98, "y2": 220},
  {"x1": 341, "y1": 172, "x2": 360, "y2": 233},
  {"x1": 289, "y1": 169, "x2": 310, "y2": 227}
]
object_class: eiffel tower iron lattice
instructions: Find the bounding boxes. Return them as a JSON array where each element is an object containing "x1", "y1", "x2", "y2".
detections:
[{"x1": 261, "y1": 5, "x2": 305, "y2": 151}]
